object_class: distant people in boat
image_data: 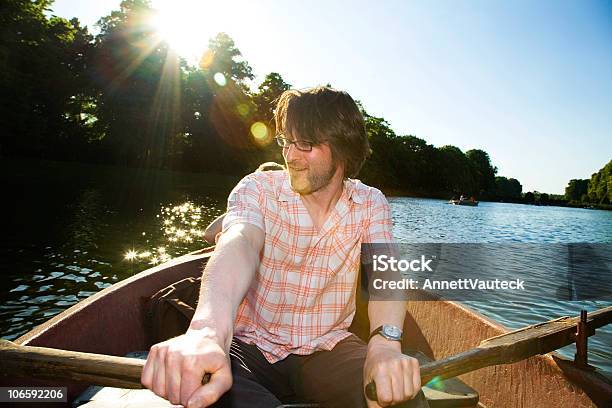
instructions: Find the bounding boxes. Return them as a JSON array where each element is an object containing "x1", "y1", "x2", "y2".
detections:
[
  {"x1": 142, "y1": 87, "x2": 427, "y2": 408},
  {"x1": 456, "y1": 194, "x2": 476, "y2": 203},
  {"x1": 203, "y1": 162, "x2": 285, "y2": 244}
]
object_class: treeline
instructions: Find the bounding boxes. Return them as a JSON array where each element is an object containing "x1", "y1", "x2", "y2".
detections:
[
  {"x1": 7, "y1": 0, "x2": 601, "y2": 205},
  {"x1": 565, "y1": 160, "x2": 612, "y2": 206},
  {"x1": 359, "y1": 114, "x2": 509, "y2": 199},
  {"x1": 1, "y1": 0, "x2": 281, "y2": 174}
]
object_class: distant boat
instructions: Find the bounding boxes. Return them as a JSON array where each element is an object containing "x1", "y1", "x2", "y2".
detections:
[{"x1": 449, "y1": 199, "x2": 479, "y2": 206}]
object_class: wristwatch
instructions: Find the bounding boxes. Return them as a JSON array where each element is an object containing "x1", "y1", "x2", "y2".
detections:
[{"x1": 368, "y1": 324, "x2": 403, "y2": 342}]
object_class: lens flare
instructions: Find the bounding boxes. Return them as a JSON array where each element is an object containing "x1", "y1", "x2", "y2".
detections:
[
  {"x1": 124, "y1": 250, "x2": 138, "y2": 261},
  {"x1": 237, "y1": 103, "x2": 250, "y2": 117},
  {"x1": 199, "y1": 49, "x2": 214, "y2": 69},
  {"x1": 426, "y1": 376, "x2": 445, "y2": 391},
  {"x1": 138, "y1": 251, "x2": 152, "y2": 259},
  {"x1": 250, "y1": 122, "x2": 272, "y2": 146},
  {"x1": 214, "y1": 73, "x2": 226, "y2": 86}
]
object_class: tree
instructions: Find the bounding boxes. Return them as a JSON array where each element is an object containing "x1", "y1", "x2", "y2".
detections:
[
  {"x1": 246, "y1": 72, "x2": 291, "y2": 164},
  {"x1": 394, "y1": 135, "x2": 438, "y2": 192},
  {"x1": 180, "y1": 33, "x2": 262, "y2": 174},
  {"x1": 507, "y1": 178, "x2": 523, "y2": 198},
  {"x1": 495, "y1": 176, "x2": 522, "y2": 200},
  {"x1": 359, "y1": 112, "x2": 401, "y2": 188},
  {"x1": 204, "y1": 33, "x2": 254, "y2": 87},
  {"x1": 0, "y1": 0, "x2": 94, "y2": 159},
  {"x1": 587, "y1": 159, "x2": 612, "y2": 204},
  {"x1": 437, "y1": 145, "x2": 476, "y2": 195},
  {"x1": 92, "y1": 0, "x2": 176, "y2": 167},
  {"x1": 252, "y1": 72, "x2": 291, "y2": 125},
  {"x1": 565, "y1": 179, "x2": 589, "y2": 202},
  {"x1": 466, "y1": 149, "x2": 497, "y2": 196}
]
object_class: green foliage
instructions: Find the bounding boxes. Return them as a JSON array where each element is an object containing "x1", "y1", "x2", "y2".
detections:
[
  {"x1": 494, "y1": 177, "x2": 522, "y2": 200},
  {"x1": 0, "y1": 0, "x2": 95, "y2": 158},
  {"x1": 565, "y1": 179, "x2": 589, "y2": 202},
  {"x1": 206, "y1": 33, "x2": 254, "y2": 86},
  {"x1": 248, "y1": 72, "x2": 291, "y2": 164},
  {"x1": 586, "y1": 159, "x2": 612, "y2": 204},
  {"x1": 360, "y1": 113, "x2": 401, "y2": 188},
  {"x1": 252, "y1": 72, "x2": 291, "y2": 125},
  {"x1": 2, "y1": 1, "x2": 535, "y2": 198},
  {"x1": 523, "y1": 191, "x2": 535, "y2": 203},
  {"x1": 359, "y1": 108, "x2": 489, "y2": 197},
  {"x1": 466, "y1": 149, "x2": 497, "y2": 196},
  {"x1": 437, "y1": 145, "x2": 477, "y2": 195}
]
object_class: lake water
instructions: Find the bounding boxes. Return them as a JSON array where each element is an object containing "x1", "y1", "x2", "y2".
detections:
[{"x1": 2, "y1": 160, "x2": 611, "y2": 375}]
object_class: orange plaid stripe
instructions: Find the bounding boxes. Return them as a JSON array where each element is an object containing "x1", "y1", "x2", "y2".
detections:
[{"x1": 222, "y1": 170, "x2": 393, "y2": 363}]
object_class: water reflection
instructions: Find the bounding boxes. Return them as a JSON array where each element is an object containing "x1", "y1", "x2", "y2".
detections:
[
  {"x1": 122, "y1": 201, "x2": 213, "y2": 266},
  {"x1": 389, "y1": 197, "x2": 612, "y2": 375},
  {"x1": 66, "y1": 189, "x2": 105, "y2": 252},
  {"x1": 1, "y1": 192, "x2": 224, "y2": 340},
  {"x1": 2, "y1": 176, "x2": 610, "y2": 374}
]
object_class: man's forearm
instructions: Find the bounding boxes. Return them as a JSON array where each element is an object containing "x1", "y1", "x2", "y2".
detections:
[{"x1": 189, "y1": 225, "x2": 262, "y2": 351}]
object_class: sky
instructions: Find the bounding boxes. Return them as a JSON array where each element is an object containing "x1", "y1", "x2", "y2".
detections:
[{"x1": 47, "y1": 0, "x2": 612, "y2": 194}]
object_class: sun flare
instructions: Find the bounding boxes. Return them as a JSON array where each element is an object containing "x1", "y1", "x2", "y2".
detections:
[{"x1": 150, "y1": 0, "x2": 227, "y2": 62}]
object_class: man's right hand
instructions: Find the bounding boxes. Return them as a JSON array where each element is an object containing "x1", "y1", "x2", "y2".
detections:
[{"x1": 141, "y1": 328, "x2": 232, "y2": 408}]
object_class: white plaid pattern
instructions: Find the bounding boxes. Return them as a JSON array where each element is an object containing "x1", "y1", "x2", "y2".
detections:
[{"x1": 222, "y1": 170, "x2": 393, "y2": 362}]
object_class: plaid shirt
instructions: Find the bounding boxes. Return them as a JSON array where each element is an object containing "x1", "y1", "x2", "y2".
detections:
[{"x1": 222, "y1": 170, "x2": 393, "y2": 363}]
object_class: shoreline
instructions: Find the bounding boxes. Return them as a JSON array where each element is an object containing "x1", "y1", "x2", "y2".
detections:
[
  {"x1": 381, "y1": 187, "x2": 612, "y2": 211},
  {"x1": 4, "y1": 157, "x2": 611, "y2": 211}
]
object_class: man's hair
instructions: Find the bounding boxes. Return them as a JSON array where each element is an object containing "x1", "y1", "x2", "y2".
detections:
[{"x1": 274, "y1": 86, "x2": 370, "y2": 178}]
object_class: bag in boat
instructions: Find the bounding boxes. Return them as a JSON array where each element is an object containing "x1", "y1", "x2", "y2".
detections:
[{"x1": 146, "y1": 276, "x2": 201, "y2": 343}]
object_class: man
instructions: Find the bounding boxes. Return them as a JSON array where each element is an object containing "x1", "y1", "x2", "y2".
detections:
[{"x1": 142, "y1": 87, "x2": 427, "y2": 408}]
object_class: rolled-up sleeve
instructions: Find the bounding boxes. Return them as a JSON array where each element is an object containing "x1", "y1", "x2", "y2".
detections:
[
  {"x1": 362, "y1": 189, "x2": 394, "y2": 244},
  {"x1": 222, "y1": 174, "x2": 265, "y2": 233}
]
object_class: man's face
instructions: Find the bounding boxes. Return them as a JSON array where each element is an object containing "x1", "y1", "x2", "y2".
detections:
[{"x1": 283, "y1": 137, "x2": 339, "y2": 195}]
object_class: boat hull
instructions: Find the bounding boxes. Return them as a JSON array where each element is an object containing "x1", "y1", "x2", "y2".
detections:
[
  {"x1": 449, "y1": 200, "x2": 479, "y2": 206},
  {"x1": 2, "y1": 248, "x2": 608, "y2": 407}
]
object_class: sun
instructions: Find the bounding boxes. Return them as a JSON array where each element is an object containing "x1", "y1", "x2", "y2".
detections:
[{"x1": 150, "y1": 0, "x2": 226, "y2": 62}]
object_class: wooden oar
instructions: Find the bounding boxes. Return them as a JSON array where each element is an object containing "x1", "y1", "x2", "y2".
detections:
[
  {"x1": 366, "y1": 306, "x2": 612, "y2": 400},
  {"x1": 0, "y1": 340, "x2": 212, "y2": 389},
  {"x1": 0, "y1": 340, "x2": 145, "y2": 389},
  {"x1": 0, "y1": 306, "x2": 610, "y2": 400}
]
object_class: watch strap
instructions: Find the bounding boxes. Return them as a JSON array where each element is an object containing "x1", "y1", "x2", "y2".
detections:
[{"x1": 368, "y1": 325, "x2": 384, "y2": 341}]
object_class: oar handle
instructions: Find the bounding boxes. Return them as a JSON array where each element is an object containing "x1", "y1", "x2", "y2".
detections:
[
  {"x1": 0, "y1": 339, "x2": 211, "y2": 389},
  {"x1": 365, "y1": 365, "x2": 437, "y2": 401},
  {"x1": 365, "y1": 382, "x2": 377, "y2": 401}
]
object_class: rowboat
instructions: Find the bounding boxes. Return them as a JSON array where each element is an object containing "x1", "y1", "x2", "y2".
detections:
[
  {"x1": 1, "y1": 248, "x2": 610, "y2": 407},
  {"x1": 449, "y1": 200, "x2": 479, "y2": 206}
]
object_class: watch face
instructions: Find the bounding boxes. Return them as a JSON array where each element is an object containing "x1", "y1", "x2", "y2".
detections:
[{"x1": 382, "y1": 325, "x2": 402, "y2": 339}]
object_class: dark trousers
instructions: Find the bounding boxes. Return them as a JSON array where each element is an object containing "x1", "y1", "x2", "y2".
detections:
[{"x1": 212, "y1": 334, "x2": 429, "y2": 408}]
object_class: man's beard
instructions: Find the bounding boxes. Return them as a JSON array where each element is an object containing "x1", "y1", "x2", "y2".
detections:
[{"x1": 288, "y1": 161, "x2": 338, "y2": 194}]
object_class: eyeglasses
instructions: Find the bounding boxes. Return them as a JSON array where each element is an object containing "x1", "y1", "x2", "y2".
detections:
[{"x1": 275, "y1": 135, "x2": 315, "y2": 152}]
